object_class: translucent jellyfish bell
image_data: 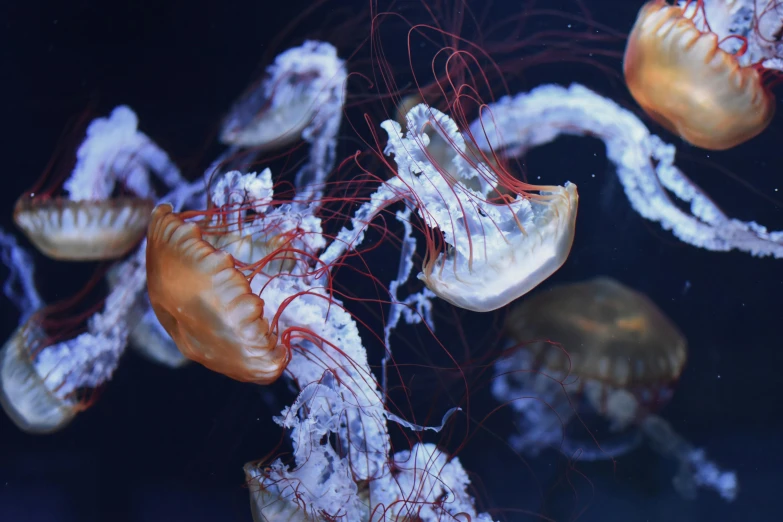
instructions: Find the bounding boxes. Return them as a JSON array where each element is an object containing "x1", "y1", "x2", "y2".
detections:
[
  {"x1": 624, "y1": 0, "x2": 775, "y2": 150},
  {"x1": 14, "y1": 106, "x2": 181, "y2": 260},
  {"x1": 220, "y1": 41, "x2": 346, "y2": 149},
  {"x1": 0, "y1": 322, "x2": 77, "y2": 433},
  {"x1": 382, "y1": 104, "x2": 578, "y2": 312},
  {"x1": 506, "y1": 276, "x2": 687, "y2": 396},
  {"x1": 494, "y1": 277, "x2": 737, "y2": 501}
]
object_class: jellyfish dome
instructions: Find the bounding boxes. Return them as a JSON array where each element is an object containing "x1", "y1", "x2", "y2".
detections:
[
  {"x1": 624, "y1": 0, "x2": 775, "y2": 150},
  {"x1": 505, "y1": 276, "x2": 687, "y2": 401},
  {"x1": 494, "y1": 278, "x2": 736, "y2": 501},
  {"x1": 146, "y1": 203, "x2": 288, "y2": 385}
]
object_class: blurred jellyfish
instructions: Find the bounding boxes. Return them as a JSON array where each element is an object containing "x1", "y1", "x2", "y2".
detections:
[
  {"x1": 14, "y1": 106, "x2": 182, "y2": 261},
  {"x1": 470, "y1": 83, "x2": 783, "y2": 257},
  {"x1": 624, "y1": 0, "x2": 779, "y2": 150},
  {"x1": 0, "y1": 144, "x2": 201, "y2": 432},
  {"x1": 106, "y1": 262, "x2": 188, "y2": 369},
  {"x1": 220, "y1": 41, "x2": 346, "y2": 203},
  {"x1": 0, "y1": 246, "x2": 147, "y2": 433},
  {"x1": 493, "y1": 277, "x2": 737, "y2": 501},
  {"x1": 322, "y1": 103, "x2": 579, "y2": 312}
]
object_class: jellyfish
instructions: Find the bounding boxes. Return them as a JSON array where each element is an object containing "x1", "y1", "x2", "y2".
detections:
[
  {"x1": 492, "y1": 277, "x2": 737, "y2": 501},
  {"x1": 623, "y1": 0, "x2": 780, "y2": 150},
  {"x1": 321, "y1": 103, "x2": 579, "y2": 313},
  {"x1": 470, "y1": 83, "x2": 783, "y2": 257},
  {"x1": 0, "y1": 246, "x2": 147, "y2": 433},
  {"x1": 219, "y1": 40, "x2": 346, "y2": 203},
  {"x1": 14, "y1": 106, "x2": 182, "y2": 261},
  {"x1": 145, "y1": 172, "x2": 290, "y2": 385}
]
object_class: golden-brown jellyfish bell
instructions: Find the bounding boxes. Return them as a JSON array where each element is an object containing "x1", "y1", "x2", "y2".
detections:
[
  {"x1": 505, "y1": 277, "x2": 687, "y2": 425},
  {"x1": 623, "y1": 0, "x2": 776, "y2": 150},
  {"x1": 146, "y1": 204, "x2": 290, "y2": 384},
  {"x1": 14, "y1": 106, "x2": 158, "y2": 261}
]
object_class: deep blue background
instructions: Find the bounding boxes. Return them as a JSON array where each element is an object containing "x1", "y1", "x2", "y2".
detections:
[{"x1": 1, "y1": 1, "x2": 782, "y2": 521}]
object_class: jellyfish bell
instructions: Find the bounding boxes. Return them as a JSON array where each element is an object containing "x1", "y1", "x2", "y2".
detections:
[
  {"x1": 14, "y1": 105, "x2": 179, "y2": 261},
  {"x1": 0, "y1": 321, "x2": 77, "y2": 433},
  {"x1": 623, "y1": 0, "x2": 777, "y2": 150},
  {"x1": 219, "y1": 40, "x2": 346, "y2": 149},
  {"x1": 146, "y1": 204, "x2": 288, "y2": 385},
  {"x1": 504, "y1": 277, "x2": 687, "y2": 424},
  {"x1": 145, "y1": 169, "x2": 312, "y2": 385},
  {"x1": 381, "y1": 104, "x2": 578, "y2": 313},
  {"x1": 0, "y1": 275, "x2": 119, "y2": 434}
]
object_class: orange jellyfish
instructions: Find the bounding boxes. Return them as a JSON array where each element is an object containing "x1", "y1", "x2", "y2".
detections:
[
  {"x1": 146, "y1": 203, "x2": 290, "y2": 385},
  {"x1": 623, "y1": 0, "x2": 776, "y2": 150},
  {"x1": 495, "y1": 277, "x2": 737, "y2": 500},
  {"x1": 501, "y1": 277, "x2": 687, "y2": 434}
]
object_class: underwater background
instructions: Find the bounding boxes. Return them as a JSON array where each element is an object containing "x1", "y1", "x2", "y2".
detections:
[{"x1": 1, "y1": 0, "x2": 782, "y2": 521}]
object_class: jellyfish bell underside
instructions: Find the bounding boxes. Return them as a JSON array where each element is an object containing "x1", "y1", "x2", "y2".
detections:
[
  {"x1": 146, "y1": 204, "x2": 288, "y2": 384},
  {"x1": 421, "y1": 183, "x2": 579, "y2": 313},
  {"x1": 0, "y1": 323, "x2": 76, "y2": 434},
  {"x1": 624, "y1": 0, "x2": 775, "y2": 150},
  {"x1": 13, "y1": 196, "x2": 154, "y2": 261}
]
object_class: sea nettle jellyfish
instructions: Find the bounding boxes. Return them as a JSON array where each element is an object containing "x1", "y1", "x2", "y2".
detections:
[
  {"x1": 624, "y1": 0, "x2": 779, "y2": 150},
  {"x1": 0, "y1": 249, "x2": 147, "y2": 433},
  {"x1": 146, "y1": 171, "x2": 294, "y2": 384},
  {"x1": 493, "y1": 277, "x2": 737, "y2": 501},
  {"x1": 147, "y1": 169, "x2": 492, "y2": 521},
  {"x1": 14, "y1": 106, "x2": 182, "y2": 261}
]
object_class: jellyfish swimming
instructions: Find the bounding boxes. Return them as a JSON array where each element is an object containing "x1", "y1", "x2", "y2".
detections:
[
  {"x1": 0, "y1": 246, "x2": 147, "y2": 433},
  {"x1": 623, "y1": 0, "x2": 780, "y2": 150},
  {"x1": 219, "y1": 40, "x2": 346, "y2": 204},
  {"x1": 322, "y1": 103, "x2": 579, "y2": 313},
  {"x1": 146, "y1": 172, "x2": 290, "y2": 385},
  {"x1": 14, "y1": 106, "x2": 182, "y2": 261},
  {"x1": 493, "y1": 277, "x2": 737, "y2": 501}
]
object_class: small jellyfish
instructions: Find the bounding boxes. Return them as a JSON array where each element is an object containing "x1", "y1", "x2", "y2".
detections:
[
  {"x1": 0, "y1": 247, "x2": 147, "y2": 433},
  {"x1": 623, "y1": 0, "x2": 776, "y2": 150},
  {"x1": 493, "y1": 277, "x2": 737, "y2": 501},
  {"x1": 0, "y1": 320, "x2": 77, "y2": 433},
  {"x1": 220, "y1": 40, "x2": 346, "y2": 150},
  {"x1": 504, "y1": 276, "x2": 687, "y2": 417},
  {"x1": 14, "y1": 106, "x2": 181, "y2": 261},
  {"x1": 218, "y1": 41, "x2": 346, "y2": 204}
]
